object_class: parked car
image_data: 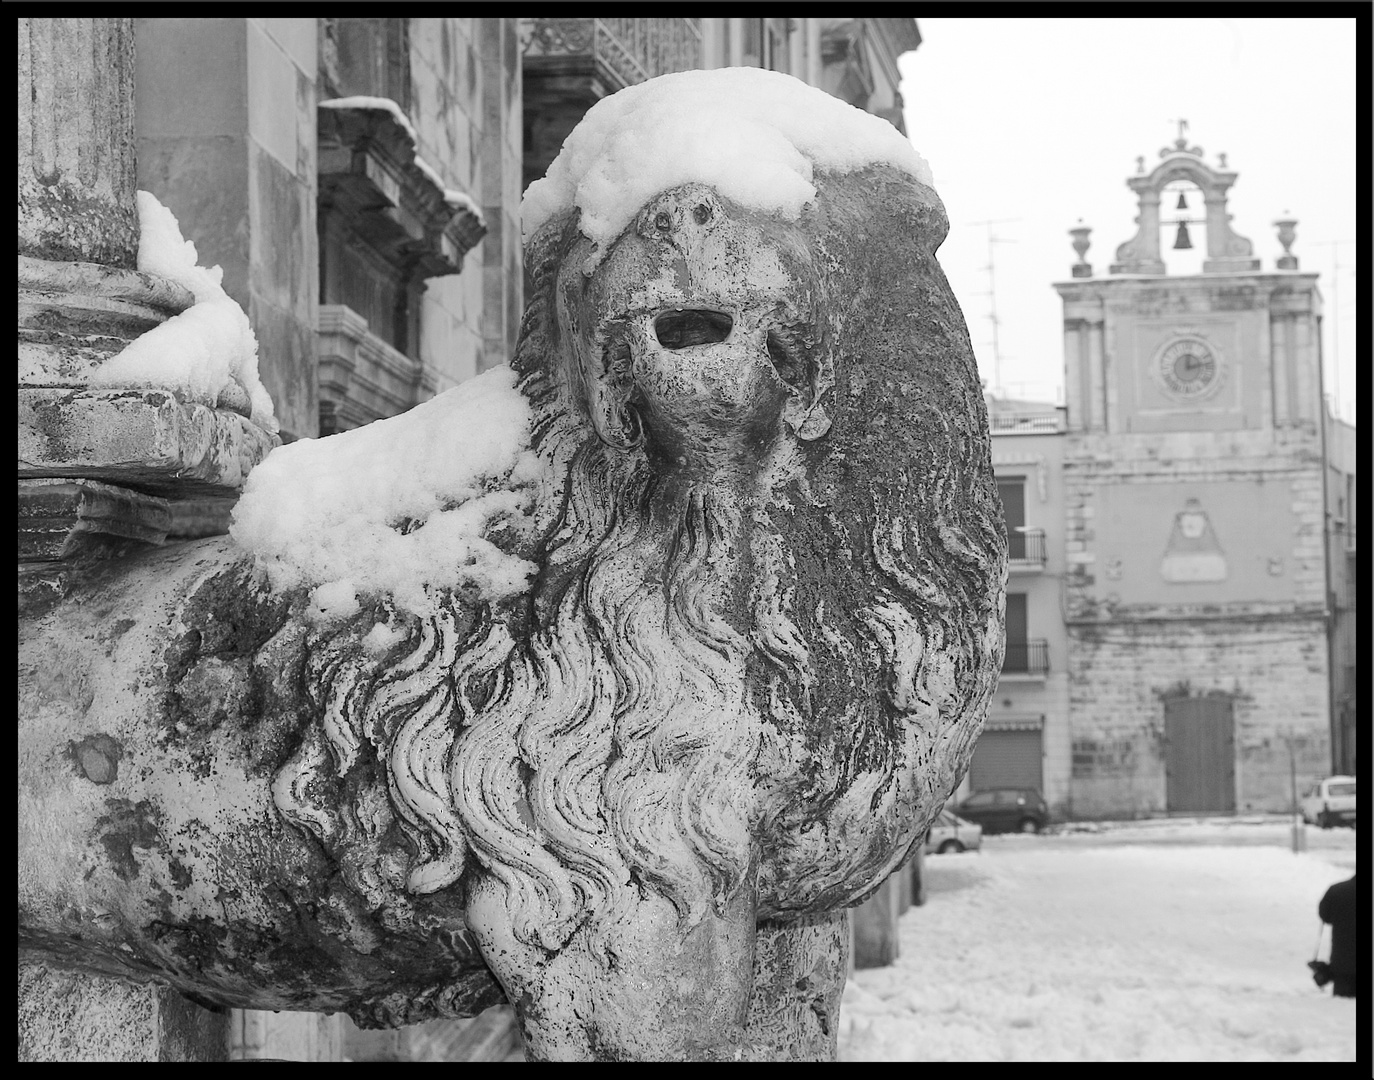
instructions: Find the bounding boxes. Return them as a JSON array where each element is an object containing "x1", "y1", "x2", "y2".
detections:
[
  {"x1": 1300, "y1": 776, "x2": 1356, "y2": 828},
  {"x1": 954, "y1": 788, "x2": 1049, "y2": 834},
  {"x1": 925, "y1": 808, "x2": 983, "y2": 854}
]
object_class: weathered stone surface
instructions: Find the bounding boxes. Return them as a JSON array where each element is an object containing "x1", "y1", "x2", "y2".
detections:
[
  {"x1": 19, "y1": 478, "x2": 172, "y2": 561},
  {"x1": 18, "y1": 18, "x2": 140, "y2": 268},
  {"x1": 18, "y1": 962, "x2": 229, "y2": 1062},
  {"x1": 18, "y1": 157, "x2": 1003, "y2": 1059},
  {"x1": 18, "y1": 388, "x2": 279, "y2": 497},
  {"x1": 19, "y1": 254, "x2": 196, "y2": 387}
]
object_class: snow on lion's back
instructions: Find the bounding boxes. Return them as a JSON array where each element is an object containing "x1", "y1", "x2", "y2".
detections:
[{"x1": 522, "y1": 66, "x2": 936, "y2": 268}]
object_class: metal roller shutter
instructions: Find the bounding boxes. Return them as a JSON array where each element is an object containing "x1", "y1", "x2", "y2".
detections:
[{"x1": 969, "y1": 720, "x2": 1043, "y2": 792}]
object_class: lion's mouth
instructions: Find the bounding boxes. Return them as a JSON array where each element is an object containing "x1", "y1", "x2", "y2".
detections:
[{"x1": 653, "y1": 309, "x2": 734, "y2": 349}]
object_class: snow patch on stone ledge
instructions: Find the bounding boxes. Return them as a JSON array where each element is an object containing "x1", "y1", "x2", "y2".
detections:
[
  {"x1": 522, "y1": 67, "x2": 936, "y2": 268},
  {"x1": 230, "y1": 364, "x2": 542, "y2": 621},
  {"x1": 89, "y1": 191, "x2": 279, "y2": 434},
  {"x1": 319, "y1": 95, "x2": 419, "y2": 145},
  {"x1": 322, "y1": 98, "x2": 485, "y2": 227}
]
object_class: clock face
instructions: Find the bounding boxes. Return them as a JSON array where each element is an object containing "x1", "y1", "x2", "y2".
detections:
[{"x1": 1157, "y1": 337, "x2": 1220, "y2": 399}]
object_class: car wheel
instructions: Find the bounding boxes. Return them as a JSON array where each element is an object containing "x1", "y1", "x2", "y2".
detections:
[
  {"x1": 1018, "y1": 818, "x2": 1040, "y2": 834},
  {"x1": 938, "y1": 840, "x2": 964, "y2": 855},
  {"x1": 1319, "y1": 810, "x2": 1331, "y2": 830}
]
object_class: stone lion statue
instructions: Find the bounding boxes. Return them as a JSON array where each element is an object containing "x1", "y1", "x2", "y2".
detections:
[{"x1": 18, "y1": 70, "x2": 1005, "y2": 1060}]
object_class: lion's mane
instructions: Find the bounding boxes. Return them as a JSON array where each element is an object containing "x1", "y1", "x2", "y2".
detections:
[{"x1": 274, "y1": 166, "x2": 1006, "y2": 963}]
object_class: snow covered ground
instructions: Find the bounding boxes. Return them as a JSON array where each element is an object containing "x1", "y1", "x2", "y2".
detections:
[{"x1": 838, "y1": 818, "x2": 1358, "y2": 1061}]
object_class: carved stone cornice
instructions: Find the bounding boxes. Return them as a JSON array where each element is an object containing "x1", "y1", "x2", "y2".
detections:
[{"x1": 317, "y1": 103, "x2": 486, "y2": 281}]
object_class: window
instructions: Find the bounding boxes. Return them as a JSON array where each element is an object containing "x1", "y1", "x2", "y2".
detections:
[
  {"x1": 998, "y1": 478, "x2": 1027, "y2": 559},
  {"x1": 1004, "y1": 593, "x2": 1027, "y2": 667}
]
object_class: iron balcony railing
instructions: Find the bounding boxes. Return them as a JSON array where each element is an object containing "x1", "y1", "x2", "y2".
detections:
[
  {"x1": 1002, "y1": 639, "x2": 1049, "y2": 677},
  {"x1": 1007, "y1": 526, "x2": 1047, "y2": 569},
  {"x1": 988, "y1": 411, "x2": 1065, "y2": 434},
  {"x1": 522, "y1": 18, "x2": 703, "y2": 90}
]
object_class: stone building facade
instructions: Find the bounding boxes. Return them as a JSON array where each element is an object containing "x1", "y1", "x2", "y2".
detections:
[
  {"x1": 134, "y1": 18, "x2": 522, "y2": 448},
  {"x1": 963, "y1": 398, "x2": 1072, "y2": 815},
  {"x1": 1049, "y1": 136, "x2": 1345, "y2": 818},
  {"x1": 18, "y1": 15, "x2": 924, "y2": 1062}
]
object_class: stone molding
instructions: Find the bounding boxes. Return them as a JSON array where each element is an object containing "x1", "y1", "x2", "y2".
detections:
[
  {"x1": 317, "y1": 103, "x2": 486, "y2": 281},
  {"x1": 19, "y1": 254, "x2": 196, "y2": 386},
  {"x1": 18, "y1": 387, "x2": 279, "y2": 497},
  {"x1": 18, "y1": 477, "x2": 171, "y2": 561}
]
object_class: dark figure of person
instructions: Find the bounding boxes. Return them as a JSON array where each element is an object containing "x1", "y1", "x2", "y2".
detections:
[{"x1": 1318, "y1": 874, "x2": 1356, "y2": 998}]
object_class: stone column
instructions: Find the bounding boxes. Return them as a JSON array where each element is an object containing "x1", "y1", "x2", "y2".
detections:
[
  {"x1": 17, "y1": 20, "x2": 242, "y2": 1058},
  {"x1": 19, "y1": 18, "x2": 139, "y2": 268},
  {"x1": 18, "y1": 16, "x2": 276, "y2": 608},
  {"x1": 851, "y1": 873, "x2": 903, "y2": 969}
]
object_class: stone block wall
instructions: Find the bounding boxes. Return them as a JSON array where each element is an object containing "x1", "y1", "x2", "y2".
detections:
[
  {"x1": 410, "y1": 19, "x2": 485, "y2": 391},
  {"x1": 409, "y1": 18, "x2": 523, "y2": 390},
  {"x1": 1067, "y1": 615, "x2": 1329, "y2": 818},
  {"x1": 135, "y1": 17, "x2": 320, "y2": 442}
]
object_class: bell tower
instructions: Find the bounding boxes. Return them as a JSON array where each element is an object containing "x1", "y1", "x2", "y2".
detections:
[
  {"x1": 1051, "y1": 127, "x2": 1332, "y2": 821},
  {"x1": 1110, "y1": 121, "x2": 1261, "y2": 276}
]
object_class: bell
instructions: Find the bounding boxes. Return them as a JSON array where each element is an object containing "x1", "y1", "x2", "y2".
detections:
[
  {"x1": 1176, "y1": 192, "x2": 1189, "y2": 210},
  {"x1": 1173, "y1": 221, "x2": 1193, "y2": 250}
]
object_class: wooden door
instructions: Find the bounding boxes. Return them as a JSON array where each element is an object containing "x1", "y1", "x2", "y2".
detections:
[{"x1": 1164, "y1": 696, "x2": 1235, "y2": 813}]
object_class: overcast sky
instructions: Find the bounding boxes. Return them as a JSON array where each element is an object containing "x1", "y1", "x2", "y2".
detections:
[{"x1": 899, "y1": 17, "x2": 1358, "y2": 425}]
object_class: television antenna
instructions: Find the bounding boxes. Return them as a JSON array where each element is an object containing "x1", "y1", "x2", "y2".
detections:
[
  {"x1": 966, "y1": 218, "x2": 1020, "y2": 396},
  {"x1": 1308, "y1": 238, "x2": 1355, "y2": 422}
]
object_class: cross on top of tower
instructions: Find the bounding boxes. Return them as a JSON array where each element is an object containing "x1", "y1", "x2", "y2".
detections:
[{"x1": 1161, "y1": 119, "x2": 1204, "y2": 159}]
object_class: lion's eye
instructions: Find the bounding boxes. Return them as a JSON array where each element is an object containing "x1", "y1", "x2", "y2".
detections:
[{"x1": 654, "y1": 211, "x2": 672, "y2": 231}]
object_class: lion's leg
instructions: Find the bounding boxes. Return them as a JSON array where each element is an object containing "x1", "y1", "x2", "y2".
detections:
[
  {"x1": 740, "y1": 912, "x2": 850, "y2": 1060},
  {"x1": 466, "y1": 874, "x2": 760, "y2": 1061}
]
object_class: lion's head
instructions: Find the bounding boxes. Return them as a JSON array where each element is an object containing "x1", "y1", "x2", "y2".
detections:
[{"x1": 285, "y1": 166, "x2": 1004, "y2": 964}]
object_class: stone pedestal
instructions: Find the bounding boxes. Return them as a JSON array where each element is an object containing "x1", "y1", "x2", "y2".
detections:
[
  {"x1": 19, "y1": 964, "x2": 229, "y2": 1062},
  {"x1": 851, "y1": 873, "x2": 903, "y2": 970},
  {"x1": 16, "y1": 17, "x2": 276, "y2": 600}
]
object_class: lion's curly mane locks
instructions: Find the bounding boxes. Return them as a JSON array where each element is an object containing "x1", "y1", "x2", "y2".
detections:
[{"x1": 277, "y1": 165, "x2": 1006, "y2": 958}]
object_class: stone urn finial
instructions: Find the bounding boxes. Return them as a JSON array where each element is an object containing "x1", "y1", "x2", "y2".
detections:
[
  {"x1": 1069, "y1": 221, "x2": 1092, "y2": 278},
  {"x1": 1274, "y1": 213, "x2": 1299, "y2": 270}
]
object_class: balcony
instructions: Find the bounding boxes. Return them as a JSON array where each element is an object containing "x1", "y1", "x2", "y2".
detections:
[
  {"x1": 522, "y1": 19, "x2": 704, "y2": 191},
  {"x1": 1001, "y1": 639, "x2": 1049, "y2": 679},
  {"x1": 988, "y1": 411, "x2": 1065, "y2": 435},
  {"x1": 1007, "y1": 527, "x2": 1047, "y2": 573}
]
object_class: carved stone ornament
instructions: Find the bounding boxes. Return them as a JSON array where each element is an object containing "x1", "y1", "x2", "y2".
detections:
[{"x1": 19, "y1": 86, "x2": 1006, "y2": 1061}]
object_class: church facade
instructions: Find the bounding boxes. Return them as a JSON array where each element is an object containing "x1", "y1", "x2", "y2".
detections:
[{"x1": 1047, "y1": 131, "x2": 1349, "y2": 818}]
